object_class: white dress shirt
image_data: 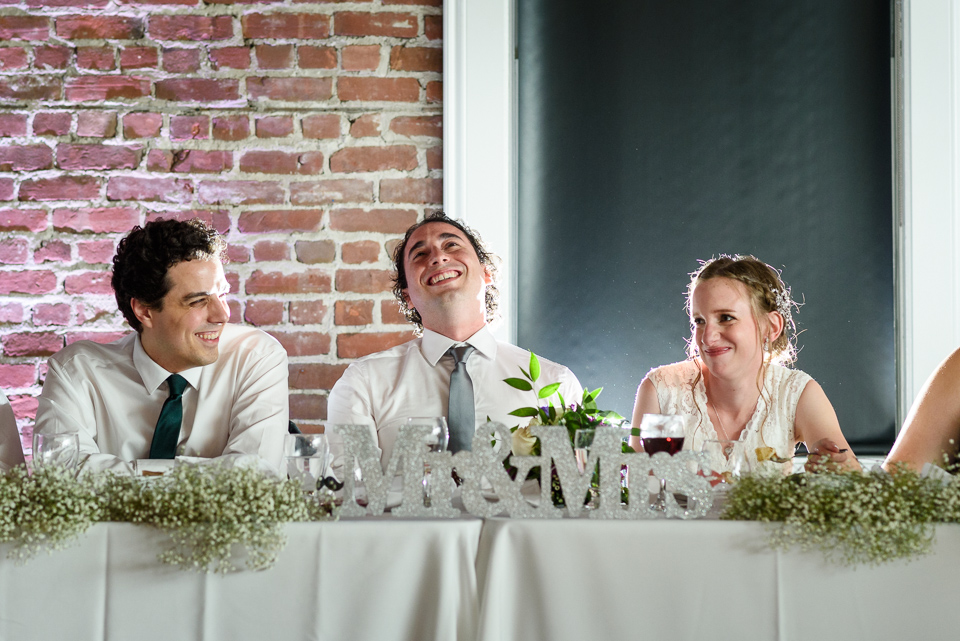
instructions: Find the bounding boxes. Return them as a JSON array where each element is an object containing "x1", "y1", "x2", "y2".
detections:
[
  {"x1": 35, "y1": 324, "x2": 289, "y2": 474},
  {"x1": 326, "y1": 326, "x2": 583, "y2": 466},
  {"x1": 0, "y1": 390, "x2": 24, "y2": 471}
]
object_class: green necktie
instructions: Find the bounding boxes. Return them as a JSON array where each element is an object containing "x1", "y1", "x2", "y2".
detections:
[{"x1": 149, "y1": 374, "x2": 188, "y2": 459}]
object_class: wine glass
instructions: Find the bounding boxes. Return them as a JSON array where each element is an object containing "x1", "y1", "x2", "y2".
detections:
[
  {"x1": 573, "y1": 428, "x2": 599, "y2": 509},
  {"x1": 639, "y1": 414, "x2": 686, "y2": 513},
  {"x1": 407, "y1": 417, "x2": 448, "y2": 507},
  {"x1": 284, "y1": 433, "x2": 330, "y2": 494},
  {"x1": 32, "y1": 432, "x2": 79, "y2": 471}
]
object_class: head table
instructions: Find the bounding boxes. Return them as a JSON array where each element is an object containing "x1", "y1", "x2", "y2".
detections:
[{"x1": 0, "y1": 515, "x2": 955, "y2": 641}]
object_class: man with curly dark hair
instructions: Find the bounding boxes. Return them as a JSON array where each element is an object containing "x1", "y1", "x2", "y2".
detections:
[
  {"x1": 328, "y1": 212, "x2": 581, "y2": 465},
  {"x1": 35, "y1": 218, "x2": 288, "y2": 474}
]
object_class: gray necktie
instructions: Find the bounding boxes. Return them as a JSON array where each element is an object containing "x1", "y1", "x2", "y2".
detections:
[{"x1": 447, "y1": 345, "x2": 476, "y2": 453}]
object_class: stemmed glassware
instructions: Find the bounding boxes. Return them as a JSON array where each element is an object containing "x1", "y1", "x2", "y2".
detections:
[
  {"x1": 700, "y1": 439, "x2": 749, "y2": 484},
  {"x1": 639, "y1": 414, "x2": 686, "y2": 513},
  {"x1": 407, "y1": 417, "x2": 448, "y2": 507},
  {"x1": 573, "y1": 428, "x2": 599, "y2": 509},
  {"x1": 284, "y1": 433, "x2": 331, "y2": 495},
  {"x1": 32, "y1": 432, "x2": 79, "y2": 471}
]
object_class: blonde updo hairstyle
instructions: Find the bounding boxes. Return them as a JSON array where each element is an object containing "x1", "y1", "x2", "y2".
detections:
[{"x1": 685, "y1": 254, "x2": 797, "y2": 366}]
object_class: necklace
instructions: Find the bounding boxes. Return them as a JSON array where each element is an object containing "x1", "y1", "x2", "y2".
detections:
[{"x1": 708, "y1": 400, "x2": 729, "y2": 441}]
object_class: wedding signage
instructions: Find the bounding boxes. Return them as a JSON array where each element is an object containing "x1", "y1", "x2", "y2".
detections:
[{"x1": 332, "y1": 422, "x2": 715, "y2": 519}]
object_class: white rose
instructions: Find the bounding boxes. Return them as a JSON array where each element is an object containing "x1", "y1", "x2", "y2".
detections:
[{"x1": 511, "y1": 426, "x2": 537, "y2": 457}]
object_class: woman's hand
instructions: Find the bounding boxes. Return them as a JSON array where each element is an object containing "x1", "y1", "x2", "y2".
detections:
[{"x1": 804, "y1": 438, "x2": 851, "y2": 472}]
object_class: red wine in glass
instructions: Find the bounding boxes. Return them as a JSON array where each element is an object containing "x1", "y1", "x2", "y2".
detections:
[{"x1": 641, "y1": 436, "x2": 684, "y2": 455}]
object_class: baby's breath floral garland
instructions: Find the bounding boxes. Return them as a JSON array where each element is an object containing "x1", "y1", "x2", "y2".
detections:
[
  {"x1": 0, "y1": 463, "x2": 336, "y2": 572},
  {"x1": 721, "y1": 467, "x2": 952, "y2": 565}
]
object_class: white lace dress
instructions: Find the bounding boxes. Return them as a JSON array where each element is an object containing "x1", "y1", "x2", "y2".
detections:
[{"x1": 646, "y1": 360, "x2": 813, "y2": 473}]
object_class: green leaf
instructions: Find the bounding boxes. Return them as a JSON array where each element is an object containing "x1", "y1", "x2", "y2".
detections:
[
  {"x1": 503, "y1": 377, "x2": 533, "y2": 391},
  {"x1": 538, "y1": 382, "x2": 561, "y2": 399},
  {"x1": 529, "y1": 352, "x2": 541, "y2": 382},
  {"x1": 508, "y1": 407, "x2": 540, "y2": 417}
]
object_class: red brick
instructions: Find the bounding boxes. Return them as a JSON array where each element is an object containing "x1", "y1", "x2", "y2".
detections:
[
  {"x1": 156, "y1": 79, "x2": 239, "y2": 102},
  {"x1": 77, "y1": 239, "x2": 115, "y2": 264},
  {"x1": 335, "y1": 268, "x2": 392, "y2": 294},
  {"x1": 335, "y1": 299, "x2": 373, "y2": 325},
  {"x1": 289, "y1": 300, "x2": 327, "y2": 325},
  {"x1": 0, "y1": 144, "x2": 53, "y2": 171},
  {"x1": 34, "y1": 46, "x2": 70, "y2": 69},
  {"x1": 0, "y1": 209, "x2": 47, "y2": 232},
  {"x1": 338, "y1": 77, "x2": 419, "y2": 102},
  {"x1": 107, "y1": 177, "x2": 193, "y2": 203},
  {"x1": 381, "y1": 299, "x2": 407, "y2": 324},
  {"x1": 65, "y1": 331, "x2": 127, "y2": 345},
  {"x1": 0, "y1": 303, "x2": 24, "y2": 323},
  {"x1": 53, "y1": 207, "x2": 138, "y2": 233},
  {"x1": 213, "y1": 115, "x2": 249, "y2": 141},
  {"x1": 246, "y1": 270, "x2": 331, "y2": 294},
  {"x1": 0, "y1": 48, "x2": 28, "y2": 70},
  {"x1": 57, "y1": 144, "x2": 138, "y2": 170},
  {"x1": 384, "y1": 0, "x2": 440, "y2": 5},
  {"x1": 32, "y1": 0, "x2": 110, "y2": 8},
  {"x1": 163, "y1": 47, "x2": 201, "y2": 73},
  {"x1": 427, "y1": 145, "x2": 442, "y2": 170},
  {"x1": 117, "y1": 0, "x2": 196, "y2": 5},
  {"x1": 226, "y1": 244, "x2": 250, "y2": 263},
  {"x1": 302, "y1": 114, "x2": 340, "y2": 139},
  {"x1": 0, "y1": 364, "x2": 35, "y2": 387},
  {"x1": 0, "y1": 238, "x2": 27, "y2": 264},
  {"x1": 350, "y1": 114, "x2": 381, "y2": 138},
  {"x1": 239, "y1": 150, "x2": 323, "y2": 175},
  {"x1": 288, "y1": 363, "x2": 346, "y2": 390},
  {"x1": 253, "y1": 240, "x2": 289, "y2": 261},
  {"x1": 66, "y1": 76, "x2": 149, "y2": 102},
  {"x1": 341, "y1": 45, "x2": 379, "y2": 71},
  {"x1": 390, "y1": 115, "x2": 441, "y2": 138},
  {"x1": 65, "y1": 270, "x2": 112, "y2": 294},
  {"x1": 76, "y1": 112, "x2": 117, "y2": 137},
  {"x1": 0, "y1": 269, "x2": 57, "y2": 294},
  {"x1": 255, "y1": 116, "x2": 293, "y2": 138},
  {"x1": 342, "y1": 240, "x2": 379, "y2": 264},
  {"x1": 228, "y1": 299, "x2": 240, "y2": 324},
  {"x1": 120, "y1": 46, "x2": 157, "y2": 69},
  {"x1": 256, "y1": 44, "x2": 293, "y2": 69},
  {"x1": 20, "y1": 176, "x2": 100, "y2": 201},
  {"x1": 56, "y1": 16, "x2": 143, "y2": 40},
  {"x1": 244, "y1": 299, "x2": 283, "y2": 326},
  {"x1": 33, "y1": 303, "x2": 71, "y2": 326},
  {"x1": 390, "y1": 46, "x2": 441, "y2": 72},
  {"x1": 242, "y1": 13, "x2": 330, "y2": 39},
  {"x1": 329, "y1": 207, "x2": 416, "y2": 233},
  {"x1": 334, "y1": 12, "x2": 416, "y2": 38},
  {"x1": 426, "y1": 80, "x2": 442, "y2": 102},
  {"x1": 298, "y1": 45, "x2": 336, "y2": 69},
  {"x1": 0, "y1": 180, "x2": 13, "y2": 200},
  {"x1": 289, "y1": 394, "x2": 326, "y2": 422},
  {"x1": 77, "y1": 46, "x2": 116, "y2": 70},
  {"x1": 33, "y1": 113, "x2": 71, "y2": 136},
  {"x1": 238, "y1": 210, "x2": 322, "y2": 232},
  {"x1": 380, "y1": 178, "x2": 442, "y2": 204},
  {"x1": 148, "y1": 149, "x2": 231, "y2": 173},
  {"x1": 425, "y1": 14, "x2": 441, "y2": 40},
  {"x1": 74, "y1": 303, "x2": 117, "y2": 325},
  {"x1": 170, "y1": 115, "x2": 209, "y2": 140},
  {"x1": 197, "y1": 180, "x2": 284, "y2": 205},
  {"x1": 35, "y1": 239, "x2": 70, "y2": 262},
  {"x1": 0, "y1": 114, "x2": 27, "y2": 137},
  {"x1": 210, "y1": 46, "x2": 250, "y2": 70},
  {"x1": 11, "y1": 395, "x2": 38, "y2": 422},
  {"x1": 0, "y1": 16, "x2": 50, "y2": 41},
  {"x1": 337, "y1": 331, "x2": 414, "y2": 358},
  {"x1": 248, "y1": 77, "x2": 331, "y2": 102},
  {"x1": 122, "y1": 112, "x2": 162, "y2": 138},
  {"x1": 149, "y1": 15, "x2": 233, "y2": 41},
  {"x1": 290, "y1": 179, "x2": 372, "y2": 205},
  {"x1": 3, "y1": 332, "x2": 62, "y2": 357},
  {"x1": 144, "y1": 209, "x2": 229, "y2": 233},
  {"x1": 294, "y1": 240, "x2": 335, "y2": 264},
  {"x1": 0, "y1": 78, "x2": 61, "y2": 101},
  {"x1": 330, "y1": 145, "x2": 416, "y2": 173},
  {"x1": 269, "y1": 331, "x2": 330, "y2": 356}
]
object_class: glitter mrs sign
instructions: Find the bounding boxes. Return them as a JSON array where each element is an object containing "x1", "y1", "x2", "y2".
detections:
[{"x1": 332, "y1": 422, "x2": 714, "y2": 519}]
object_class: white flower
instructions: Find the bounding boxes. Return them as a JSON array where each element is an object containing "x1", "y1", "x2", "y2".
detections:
[{"x1": 511, "y1": 426, "x2": 538, "y2": 457}]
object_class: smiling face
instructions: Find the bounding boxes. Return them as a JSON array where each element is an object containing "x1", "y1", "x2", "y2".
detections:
[
  {"x1": 690, "y1": 277, "x2": 779, "y2": 382},
  {"x1": 401, "y1": 222, "x2": 491, "y2": 335},
  {"x1": 132, "y1": 258, "x2": 230, "y2": 373}
]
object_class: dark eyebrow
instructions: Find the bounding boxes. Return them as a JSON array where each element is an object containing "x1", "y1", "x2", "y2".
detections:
[{"x1": 406, "y1": 232, "x2": 465, "y2": 258}]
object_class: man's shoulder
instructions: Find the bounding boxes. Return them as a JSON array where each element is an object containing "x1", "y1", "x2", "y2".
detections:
[
  {"x1": 347, "y1": 337, "x2": 422, "y2": 367},
  {"x1": 49, "y1": 333, "x2": 137, "y2": 370}
]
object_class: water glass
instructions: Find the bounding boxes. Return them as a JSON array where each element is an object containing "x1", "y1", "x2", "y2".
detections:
[
  {"x1": 700, "y1": 439, "x2": 749, "y2": 483},
  {"x1": 32, "y1": 432, "x2": 79, "y2": 471},
  {"x1": 407, "y1": 417, "x2": 448, "y2": 507},
  {"x1": 284, "y1": 433, "x2": 330, "y2": 493}
]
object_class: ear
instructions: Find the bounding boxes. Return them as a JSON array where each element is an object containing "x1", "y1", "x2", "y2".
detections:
[
  {"x1": 482, "y1": 264, "x2": 492, "y2": 285},
  {"x1": 401, "y1": 289, "x2": 413, "y2": 310},
  {"x1": 130, "y1": 298, "x2": 154, "y2": 330},
  {"x1": 765, "y1": 310, "x2": 785, "y2": 343}
]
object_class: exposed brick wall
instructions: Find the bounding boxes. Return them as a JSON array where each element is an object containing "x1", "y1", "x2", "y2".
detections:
[{"x1": 0, "y1": 0, "x2": 442, "y2": 451}]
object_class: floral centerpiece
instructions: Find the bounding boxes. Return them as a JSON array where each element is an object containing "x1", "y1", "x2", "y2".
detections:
[{"x1": 503, "y1": 352, "x2": 627, "y2": 505}]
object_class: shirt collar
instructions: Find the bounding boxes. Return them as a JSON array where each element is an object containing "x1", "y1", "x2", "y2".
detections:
[
  {"x1": 420, "y1": 326, "x2": 498, "y2": 366},
  {"x1": 133, "y1": 335, "x2": 202, "y2": 394}
]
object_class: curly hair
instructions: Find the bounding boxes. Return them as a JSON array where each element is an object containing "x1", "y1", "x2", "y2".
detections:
[
  {"x1": 391, "y1": 212, "x2": 501, "y2": 334},
  {"x1": 111, "y1": 218, "x2": 227, "y2": 332}
]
